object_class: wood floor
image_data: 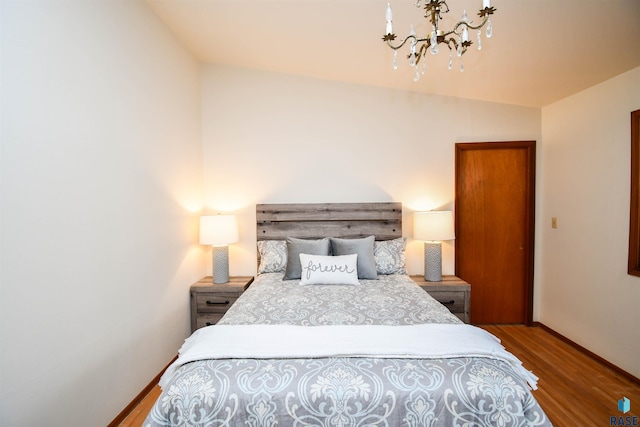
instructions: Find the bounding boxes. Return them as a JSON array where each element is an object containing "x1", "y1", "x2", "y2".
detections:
[
  {"x1": 484, "y1": 325, "x2": 640, "y2": 426},
  {"x1": 119, "y1": 325, "x2": 640, "y2": 426}
]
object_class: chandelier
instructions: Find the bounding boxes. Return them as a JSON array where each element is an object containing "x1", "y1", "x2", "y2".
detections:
[{"x1": 382, "y1": 0, "x2": 496, "y2": 80}]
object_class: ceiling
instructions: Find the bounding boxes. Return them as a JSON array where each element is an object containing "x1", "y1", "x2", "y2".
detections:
[{"x1": 145, "y1": 0, "x2": 640, "y2": 108}]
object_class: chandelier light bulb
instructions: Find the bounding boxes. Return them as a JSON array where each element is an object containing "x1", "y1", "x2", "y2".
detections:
[
  {"x1": 409, "y1": 27, "x2": 417, "y2": 67},
  {"x1": 385, "y1": 3, "x2": 393, "y2": 34}
]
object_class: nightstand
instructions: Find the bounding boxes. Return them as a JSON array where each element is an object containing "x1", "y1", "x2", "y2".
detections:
[
  {"x1": 190, "y1": 276, "x2": 254, "y2": 332},
  {"x1": 410, "y1": 275, "x2": 471, "y2": 323}
]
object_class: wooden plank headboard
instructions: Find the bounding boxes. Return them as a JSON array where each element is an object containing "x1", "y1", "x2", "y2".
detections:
[{"x1": 256, "y1": 202, "x2": 402, "y2": 241}]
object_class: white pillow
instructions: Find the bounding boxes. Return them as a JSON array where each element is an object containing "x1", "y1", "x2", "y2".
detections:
[{"x1": 299, "y1": 254, "x2": 359, "y2": 286}]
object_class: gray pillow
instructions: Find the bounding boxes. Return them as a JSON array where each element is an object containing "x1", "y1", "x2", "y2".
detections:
[
  {"x1": 330, "y1": 236, "x2": 377, "y2": 280},
  {"x1": 284, "y1": 237, "x2": 331, "y2": 280}
]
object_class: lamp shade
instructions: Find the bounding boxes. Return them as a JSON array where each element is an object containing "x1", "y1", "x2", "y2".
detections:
[
  {"x1": 413, "y1": 211, "x2": 455, "y2": 241},
  {"x1": 199, "y1": 215, "x2": 239, "y2": 246}
]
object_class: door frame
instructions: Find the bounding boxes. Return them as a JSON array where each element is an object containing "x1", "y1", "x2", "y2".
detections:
[{"x1": 455, "y1": 141, "x2": 536, "y2": 325}]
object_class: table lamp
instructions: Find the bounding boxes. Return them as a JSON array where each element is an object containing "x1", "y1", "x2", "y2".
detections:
[
  {"x1": 199, "y1": 215, "x2": 239, "y2": 284},
  {"x1": 413, "y1": 211, "x2": 455, "y2": 282}
]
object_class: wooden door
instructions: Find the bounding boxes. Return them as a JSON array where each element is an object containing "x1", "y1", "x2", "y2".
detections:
[{"x1": 455, "y1": 141, "x2": 535, "y2": 324}]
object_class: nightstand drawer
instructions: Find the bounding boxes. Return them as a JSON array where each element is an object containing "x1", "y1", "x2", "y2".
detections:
[
  {"x1": 190, "y1": 276, "x2": 254, "y2": 332},
  {"x1": 196, "y1": 293, "x2": 239, "y2": 314},
  {"x1": 410, "y1": 275, "x2": 470, "y2": 324},
  {"x1": 427, "y1": 291, "x2": 465, "y2": 313},
  {"x1": 196, "y1": 313, "x2": 225, "y2": 329}
]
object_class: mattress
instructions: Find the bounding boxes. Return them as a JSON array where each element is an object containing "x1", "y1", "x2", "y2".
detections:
[{"x1": 144, "y1": 273, "x2": 551, "y2": 426}]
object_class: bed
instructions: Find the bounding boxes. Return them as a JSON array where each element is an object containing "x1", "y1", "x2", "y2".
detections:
[{"x1": 144, "y1": 202, "x2": 551, "y2": 426}]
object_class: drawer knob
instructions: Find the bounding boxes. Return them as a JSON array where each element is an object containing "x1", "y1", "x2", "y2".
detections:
[
  {"x1": 206, "y1": 300, "x2": 230, "y2": 305},
  {"x1": 440, "y1": 300, "x2": 456, "y2": 306}
]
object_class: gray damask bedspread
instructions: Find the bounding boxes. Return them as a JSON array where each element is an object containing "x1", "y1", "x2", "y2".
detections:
[
  {"x1": 218, "y1": 273, "x2": 459, "y2": 326},
  {"x1": 144, "y1": 274, "x2": 551, "y2": 426}
]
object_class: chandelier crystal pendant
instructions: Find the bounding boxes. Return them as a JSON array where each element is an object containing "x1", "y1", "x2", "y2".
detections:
[{"x1": 382, "y1": 0, "x2": 496, "y2": 80}]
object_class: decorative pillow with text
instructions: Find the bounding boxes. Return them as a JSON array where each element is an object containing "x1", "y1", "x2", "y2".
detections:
[{"x1": 299, "y1": 254, "x2": 359, "y2": 285}]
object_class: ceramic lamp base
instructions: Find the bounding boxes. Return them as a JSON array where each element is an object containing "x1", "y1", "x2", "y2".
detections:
[
  {"x1": 424, "y1": 241, "x2": 442, "y2": 282},
  {"x1": 212, "y1": 245, "x2": 230, "y2": 284}
]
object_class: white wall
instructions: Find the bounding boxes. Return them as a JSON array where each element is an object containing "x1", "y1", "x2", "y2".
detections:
[
  {"x1": 540, "y1": 67, "x2": 640, "y2": 378},
  {"x1": 201, "y1": 64, "x2": 542, "y2": 297},
  {"x1": 0, "y1": 1, "x2": 204, "y2": 425}
]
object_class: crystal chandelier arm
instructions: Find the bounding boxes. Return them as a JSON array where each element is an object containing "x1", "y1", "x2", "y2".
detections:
[
  {"x1": 453, "y1": 13, "x2": 489, "y2": 32},
  {"x1": 443, "y1": 37, "x2": 459, "y2": 51},
  {"x1": 413, "y1": 43, "x2": 429, "y2": 64},
  {"x1": 449, "y1": 5, "x2": 494, "y2": 35},
  {"x1": 384, "y1": 35, "x2": 429, "y2": 51}
]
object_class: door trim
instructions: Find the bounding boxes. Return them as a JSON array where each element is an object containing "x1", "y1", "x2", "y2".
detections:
[{"x1": 455, "y1": 141, "x2": 536, "y2": 325}]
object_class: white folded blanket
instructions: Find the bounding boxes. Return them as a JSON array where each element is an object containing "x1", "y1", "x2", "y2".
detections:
[{"x1": 160, "y1": 323, "x2": 538, "y2": 390}]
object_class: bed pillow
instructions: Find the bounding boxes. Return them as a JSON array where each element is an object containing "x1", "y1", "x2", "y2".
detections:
[
  {"x1": 330, "y1": 236, "x2": 377, "y2": 279},
  {"x1": 284, "y1": 237, "x2": 331, "y2": 280},
  {"x1": 299, "y1": 254, "x2": 359, "y2": 285},
  {"x1": 374, "y1": 237, "x2": 407, "y2": 274},
  {"x1": 257, "y1": 240, "x2": 287, "y2": 274}
]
